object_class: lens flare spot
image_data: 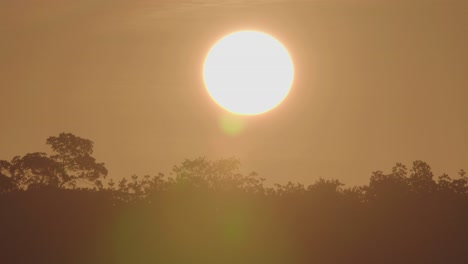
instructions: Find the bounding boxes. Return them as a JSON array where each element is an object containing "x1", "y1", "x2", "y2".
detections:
[{"x1": 219, "y1": 114, "x2": 245, "y2": 136}]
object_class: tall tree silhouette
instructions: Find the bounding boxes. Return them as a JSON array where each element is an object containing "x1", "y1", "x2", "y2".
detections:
[{"x1": 46, "y1": 133, "x2": 108, "y2": 188}]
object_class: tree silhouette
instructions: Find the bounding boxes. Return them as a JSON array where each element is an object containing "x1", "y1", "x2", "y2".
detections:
[
  {"x1": 0, "y1": 133, "x2": 107, "y2": 189},
  {"x1": 46, "y1": 133, "x2": 108, "y2": 188},
  {"x1": 0, "y1": 160, "x2": 16, "y2": 192},
  {"x1": 168, "y1": 157, "x2": 264, "y2": 193},
  {"x1": 6, "y1": 152, "x2": 66, "y2": 189}
]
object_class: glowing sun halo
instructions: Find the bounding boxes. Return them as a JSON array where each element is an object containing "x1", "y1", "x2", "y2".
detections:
[{"x1": 203, "y1": 31, "x2": 294, "y2": 115}]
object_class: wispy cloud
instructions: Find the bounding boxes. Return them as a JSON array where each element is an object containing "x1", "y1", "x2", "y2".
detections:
[{"x1": 121, "y1": 0, "x2": 297, "y2": 30}]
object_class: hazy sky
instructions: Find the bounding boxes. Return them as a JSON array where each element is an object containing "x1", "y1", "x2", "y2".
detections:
[{"x1": 1, "y1": 0, "x2": 467, "y2": 186}]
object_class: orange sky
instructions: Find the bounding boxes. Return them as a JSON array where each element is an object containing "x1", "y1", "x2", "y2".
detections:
[{"x1": 1, "y1": 0, "x2": 467, "y2": 186}]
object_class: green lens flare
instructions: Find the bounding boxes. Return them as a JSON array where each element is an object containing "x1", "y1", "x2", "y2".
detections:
[{"x1": 219, "y1": 115, "x2": 245, "y2": 136}]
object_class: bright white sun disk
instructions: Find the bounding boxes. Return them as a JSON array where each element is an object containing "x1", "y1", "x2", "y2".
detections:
[{"x1": 203, "y1": 31, "x2": 294, "y2": 115}]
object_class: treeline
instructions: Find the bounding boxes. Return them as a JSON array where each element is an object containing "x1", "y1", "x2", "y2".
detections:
[{"x1": 1, "y1": 133, "x2": 467, "y2": 264}]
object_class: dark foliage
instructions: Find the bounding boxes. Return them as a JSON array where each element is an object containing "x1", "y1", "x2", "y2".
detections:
[
  {"x1": 0, "y1": 133, "x2": 107, "y2": 190},
  {"x1": 1, "y1": 134, "x2": 467, "y2": 264}
]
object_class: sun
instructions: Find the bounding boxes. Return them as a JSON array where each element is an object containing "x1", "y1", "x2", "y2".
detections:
[{"x1": 203, "y1": 31, "x2": 294, "y2": 115}]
